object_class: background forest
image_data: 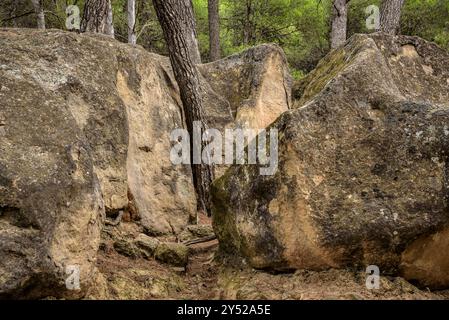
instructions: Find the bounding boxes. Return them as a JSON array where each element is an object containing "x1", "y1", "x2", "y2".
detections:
[{"x1": 1, "y1": 0, "x2": 448, "y2": 79}]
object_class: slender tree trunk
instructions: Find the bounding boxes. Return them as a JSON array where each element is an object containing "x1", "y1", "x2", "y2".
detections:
[
  {"x1": 380, "y1": 0, "x2": 405, "y2": 35},
  {"x1": 30, "y1": 0, "x2": 45, "y2": 30},
  {"x1": 81, "y1": 0, "x2": 114, "y2": 37},
  {"x1": 128, "y1": 0, "x2": 136, "y2": 45},
  {"x1": 152, "y1": 0, "x2": 214, "y2": 215},
  {"x1": 330, "y1": 0, "x2": 347, "y2": 49},
  {"x1": 243, "y1": 0, "x2": 253, "y2": 45},
  {"x1": 106, "y1": 0, "x2": 115, "y2": 37},
  {"x1": 208, "y1": 0, "x2": 220, "y2": 61}
]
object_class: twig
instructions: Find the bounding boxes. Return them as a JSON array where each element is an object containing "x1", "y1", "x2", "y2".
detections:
[{"x1": 0, "y1": 10, "x2": 34, "y2": 23}]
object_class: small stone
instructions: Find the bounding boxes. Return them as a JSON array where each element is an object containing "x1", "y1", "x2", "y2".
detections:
[
  {"x1": 154, "y1": 242, "x2": 189, "y2": 267},
  {"x1": 133, "y1": 234, "x2": 160, "y2": 259},
  {"x1": 394, "y1": 278, "x2": 419, "y2": 294},
  {"x1": 178, "y1": 224, "x2": 215, "y2": 242},
  {"x1": 113, "y1": 239, "x2": 139, "y2": 258},
  {"x1": 171, "y1": 267, "x2": 186, "y2": 274}
]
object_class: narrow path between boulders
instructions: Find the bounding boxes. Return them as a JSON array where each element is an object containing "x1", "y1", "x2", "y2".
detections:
[{"x1": 94, "y1": 231, "x2": 449, "y2": 300}]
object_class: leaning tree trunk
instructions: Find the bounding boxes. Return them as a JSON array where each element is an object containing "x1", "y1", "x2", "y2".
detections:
[
  {"x1": 128, "y1": 0, "x2": 136, "y2": 45},
  {"x1": 30, "y1": 0, "x2": 45, "y2": 30},
  {"x1": 380, "y1": 0, "x2": 405, "y2": 35},
  {"x1": 208, "y1": 0, "x2": 220, "y2": 61},
  {"x1": 330, "y1": 0, "x2": 347, "y2": 49},
  {"x1": 152, "y1": 0, "x2": 214, "y2": 215},
  {"x1": 153, "y1": 0, "x2": 201, "y2": 64},
  {"x1": 81, "y1": 0, "x2": 114, "y2": 37}
]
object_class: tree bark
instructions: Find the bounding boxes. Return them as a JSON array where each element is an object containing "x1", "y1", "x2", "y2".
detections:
[
  {"x1": 330, "y1": 0, "x2": 347, "y2": 49},
  {"x1": 243, "y1": 0, "x2": 253, "y2": 45},
  {"x1": 152, "y1": 0, "x2": 214, "y2": 215},
  {"x1": 128, "y1": 0, "x2": 136, "y2": 45},
  {"x1": 380, "y1": 0, "x2": 405, "y2": 35},
  {"x1": 106, "y1": 0, "x2": 115, "y2": 37},
  {"x1": 81, "y1": 0, "x2": 114, "y2": 37},
  {"x1": 30, "y1": 0, "x2": 45, "y2": 30},
  {"x1": 208, "y1": 0, "x2": 220, "y2": 61}
]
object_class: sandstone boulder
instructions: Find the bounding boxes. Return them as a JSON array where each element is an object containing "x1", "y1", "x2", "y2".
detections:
[
  {"x1": 212, "y1": 33, "x2": 449, "y2": 289},
  {"x1": 0, "y1": 29, "x2": 105, "y2": 299},
  {"x1": 0, "y1": 29, "x2": 291, "y2": 297},
  {"x1": 134, "y1": 233, "x2": 160, "y2": 259},
  {"x1": 200, "y1": 45, "x2": 292, "y2": 178},
  {"x1": 200, "y1": 44, "x2": 292, "y2": 131}
]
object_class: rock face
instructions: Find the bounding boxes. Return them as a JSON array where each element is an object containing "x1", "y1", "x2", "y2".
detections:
[
  {"x1": 201, "y1": 45, "x2": 292, "y2": 131},
  {"x1": 201, "y1": 45, "x2": 292, "y2": 178},
  {"x1": 212, "y1": 33, "x2": 449, "y2": 288},
  {"x1": 0, "y1": 30, "x2": 105, "y2": 299},
  {"x1": 155, "y1": 242, "x2": 189, "y2": 267},
  {"x1": 0, "y1": 29, "x2": 290, "y2": 298}
]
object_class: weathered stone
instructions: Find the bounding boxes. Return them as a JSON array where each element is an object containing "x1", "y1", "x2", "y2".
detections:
[
  {"x1": 113, "y1": 239, "x2": 140, "y2": 259},
  {"x1": 201, "y1": 44, "x2": 292, "y2": 178},
  {"x1": 178, "y1": 224, "x2": 215, "y2": 242},
  {"x1": 212, "y1": 33, "x2": 449, "y2": 288},
  {"x1": 0, "y1": 29, "x2": 291, "y2": 297},
  {"x1": 400, "y1": 225, "x2": 449, "y2": 290},
  {"x1": 155, "y1": 242, "x2": 189, "y2": 267},
  {"x1": 0, "y1": 32, "x2": 104, "y2": 299},
  {"x1": 200, "y1": 44, "x2": 292, "y2": 131},
  {"x1": 134, "y1": 233, "x2": 160, "y2": 259}
]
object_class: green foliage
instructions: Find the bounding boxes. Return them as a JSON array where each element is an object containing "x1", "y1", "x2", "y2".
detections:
[
  {"x1": 192, "y1": 0, "x2": 332, "y2": 72},
  {"x1": 401, "y1": 0, "x2": 449, "y2": 50},
  {"x1": 1, "y1": 0, "x2": 448, "y2": 74},
  {"x1": 347, "y1": 0, "x2": 381, "y2": 37}
]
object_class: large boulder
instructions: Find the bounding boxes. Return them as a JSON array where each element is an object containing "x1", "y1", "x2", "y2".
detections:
[
  {"x1": 0, "y1": 29, "x2": 291, "y2": 297},
  {"x1": 200, "y1": 44, "x2": 292, "y2": 131},
  {"x1": 212, "y1": 33, "x2": 449, "y2": 288},
  {"x1": 201, "y1": 45, "x2": 292, "y2": 178},
  {"x1": 0, "y1": 30, "x2": 105, "y2": 299}
]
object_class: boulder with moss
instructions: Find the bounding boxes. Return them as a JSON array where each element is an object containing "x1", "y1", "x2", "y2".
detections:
[
  {"x1": 0, "y1": 29, "x2": 291, "y2": 298},
  {"x1": 134, "y1": 234, "x2": 160, "y2": 259},
  {"x1": 212, "y1": 33, "x2": 449, "y2": 289},
  {"x1": 155, "y1": 242, "x2": 190, "y2": 267}
]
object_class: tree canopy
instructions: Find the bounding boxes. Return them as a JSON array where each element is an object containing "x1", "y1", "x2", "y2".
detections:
[{"x1": 1, "y1": 0, "x2": 448, "y2": 79}]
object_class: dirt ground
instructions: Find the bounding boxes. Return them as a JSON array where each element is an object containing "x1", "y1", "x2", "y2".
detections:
[{"x1": 88, "y1": 220, "x2": 449, "y2": 300}]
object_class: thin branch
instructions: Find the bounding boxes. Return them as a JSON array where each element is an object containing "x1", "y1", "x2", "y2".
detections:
[
  {"x1": 0, "y1": 10, "x2": 34, "y2": 24},
  {"x1": 183, "y1": 235, "x2": 217, "y2": 246}
]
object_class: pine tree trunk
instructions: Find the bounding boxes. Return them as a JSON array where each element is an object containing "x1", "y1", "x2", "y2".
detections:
[
  {"x1": 81, "y1": 0, "x2": 114, "y2": 37},
  {"x1": 330, "y1": 0, "x2": 347, "y2": 49},
  {"x1": 380, "y1": 0, "x2": 405, "y2": 35},
  {"x1": 128, "y1": 0, "x2": 136, "y2": 45},
  {"x1": 208, "y1": 0, "x2": 220, "y2": 61},
  {"x1": 106, "y1": 0, "x2": 115, "y2": 37},
  {"x1": 153, "y1": 0, "x2": 214, "y2": 215},
  {"x1": 243, "y1": 0, "x2": 253, "y2": 45},
  {"x1": 30, "y1": 0, "x2": 45, "y2": 30}
]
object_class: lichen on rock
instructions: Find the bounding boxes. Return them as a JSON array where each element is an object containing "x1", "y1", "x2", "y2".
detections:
[{"x1": 212, "y1": 33, "x2": 449, "y2": 289}]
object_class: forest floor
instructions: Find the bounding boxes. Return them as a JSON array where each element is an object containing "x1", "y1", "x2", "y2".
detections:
[{"x1": 90, "y1": 219, "x2": 449, "y2": 300}]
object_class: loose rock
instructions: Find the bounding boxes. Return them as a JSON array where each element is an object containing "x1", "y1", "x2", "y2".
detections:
[{"x1": 155, "y1": 242, "x2": 190, "y2": 267}]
